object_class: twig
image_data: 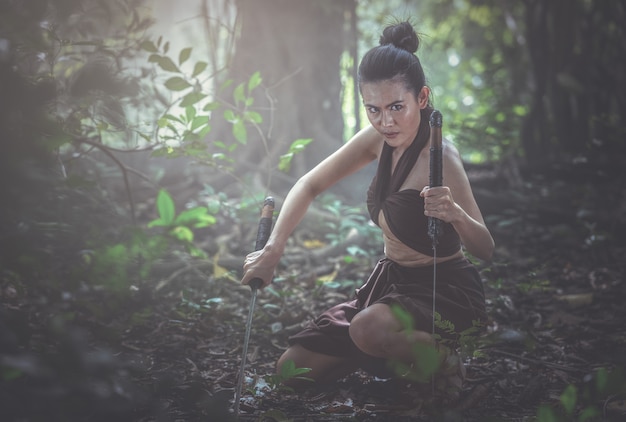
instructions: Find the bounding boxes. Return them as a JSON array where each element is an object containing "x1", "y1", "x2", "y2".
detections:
[
  {"x1": 76, "y1": 138, "x2": 137, "y2": 225},
  {"x1": 488, "y1": 349, "x2": 586, "y2": 373}
]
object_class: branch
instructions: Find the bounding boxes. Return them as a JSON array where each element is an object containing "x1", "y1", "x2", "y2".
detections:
[{"x1": 76, "y1": 138, "x2": 137, "y2": 225}]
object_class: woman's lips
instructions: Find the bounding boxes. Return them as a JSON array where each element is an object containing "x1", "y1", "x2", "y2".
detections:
[{"x1": 384, "y1": 132, "x2": 399, "y2": 139}]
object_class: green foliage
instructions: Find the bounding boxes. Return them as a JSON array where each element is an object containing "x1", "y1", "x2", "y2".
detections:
[
  {"x1": 535, "y1": 367, "x2": 626, "y2": 422},
  {"x1": 89, "y1": 228, "x2": 168, "y2": 293},
  {"x1": 144, "y1": 37, "x2": 311, "y2": 197},
  {"x1": 356, "y1": 0, "x2": 529, "y2": 163},
  {"x1": 517, "y1": 277, "x2": 552, "y2": 294},
  {"x1": 147, "y1": 189, "x2": 216, "y2": 258},
  {"x1": 143, "y1": 36, "x2": 264, "y2": 160},
  {"x1": 178, "y1": 295, "x2": 223, "y2": 315},
  {"x1": 319, "y1": 194, "x2": 381, "y2": 256},
  {"x1": 264, "y1": 359, "x2": 313, "y2": 393},
  {"x1": 278, "y1": 138, "x2": 313, "y2": 172},
  {"x1": 388, "y1": 305, "x2": 487, "y2": 382},
  {"x1": 388, "y1": 305, "x2": 440, "y2": 382}
]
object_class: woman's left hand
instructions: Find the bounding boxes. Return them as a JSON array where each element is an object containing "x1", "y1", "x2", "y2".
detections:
[{"x1": 420, "y1": 185, "x2": 462, "y2": 223}]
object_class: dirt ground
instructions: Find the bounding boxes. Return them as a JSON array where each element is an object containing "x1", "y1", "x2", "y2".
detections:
[{"x1": 2, "y1": 169, "x2": 625, "y2": 421}]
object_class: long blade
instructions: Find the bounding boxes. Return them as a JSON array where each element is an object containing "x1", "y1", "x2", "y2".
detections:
[
  {"x1": 428, "y1": 109, "x2": 443, "y2": 245},
  {"x1": 428, "y1": 110, "x2": 443, "y2": 395},
  {"x1": 234, "y1": 197, "x2": 274, "y2": 416}
]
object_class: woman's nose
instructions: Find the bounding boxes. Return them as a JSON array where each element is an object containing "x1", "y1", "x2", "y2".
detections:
[{"x1": 381, "y1": 110, "x2": 393, "y2": 126}]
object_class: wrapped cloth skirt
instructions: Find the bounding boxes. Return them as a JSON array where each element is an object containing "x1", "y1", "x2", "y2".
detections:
[{"x1": 288, "y1": 257, "x2": 487, "y2": 377}]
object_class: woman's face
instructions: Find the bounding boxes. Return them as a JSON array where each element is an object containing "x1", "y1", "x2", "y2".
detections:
[{"x1": 361, "y1": 79, "x2": 429, "y2": 151}]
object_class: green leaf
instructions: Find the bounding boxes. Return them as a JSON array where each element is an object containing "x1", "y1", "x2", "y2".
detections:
[
  {"x1": 232, "y1": 120, "x2": 247, "y2": 144},
  {"x1": 278, "y1": 152, "x2": 293, "y2": 172},
  {"x1": 279, "y1": 359, "x2": 297, "y2": 377},
  {"x1": 390, "y1": 304, "x2": 414, "y2": 332},
  {"x1": 171, "y1": 226, "x2": 194, "y2": 243},
  {"x1": 140, "y1": 40, "x2": 158, "y2": 53},
  {"x1": 244, "y1": 111, "x2": 262, "y2": 124},
  {"x1": 560, "y1": 384, "x2": 577, "y2": 415},
  {"x1": 2, "y1": 367, "x2": 23, "y2": 381},
  {"x1": 288, "y1": 138, "x2": 313, "y2": 153},
  {"x1": 165, "y1": 77, "x2": 191, "y2": 91},
  {"x1": 148, "y1": 53, "x2": 162, "y2": 64},
  {"x1": 137, "y1": 132, "x2": 152, "y2": 143},
  {"x1": 595, "y1": 367, "x2": 608, "y2": 394},
  {"x1": 188, "y1": 244, "x2": 208, "y2": 258},
  {"x1": 174, "y1": 207, "x2": 216, "y2": 228},
  {"x1": 180, "y1": 92, "x2": 206, "y2": 107},
  {"x1": 190, "y1": 115, "x2": 210, "y2": 132},
  {"x1": 233, "y1": 82, "x2": 246, "y2": 104},
  {"x1": 579, "y1": 406, "x2": 600, "y2": 422},
  {"x1": 203, "y1": 101, "x2": 220, "y2": 111},
  {"x1": 179, "y1": 47, "x2": 192, "y2": 65},
  {"x1": 198, "y1": 123, "x2": 212, "y2": 138},
  {"x1": 536, "y1": 405, "x2": 557, "y2": 422},
  {"x1": 414, "y1": 342, "x2": 439, "y2": 376},
  {"x1": 223, "y1": 109, "x2": 236, "y2": 122},
  {"x1": 155, "y1": 189, "x2": 176, "y2": 225},
  {"x1": 220, "y1": 79, "x2": 233, "y2": 90},
  {"x1": 192, "y1": 61, "x2": 208, "y2": 78},
  {"x1": 155, "y1": 55, "x2": 180, "y2": 73},
  {"x1": 185, "y1": 105, "x2": 196, "y2": 123},
  {"x1": 279, "y1": 138, "x2": 313, "y2": 171},
  {"x1": 248, "y1": 71, "x2": 262, "y2": 91}
]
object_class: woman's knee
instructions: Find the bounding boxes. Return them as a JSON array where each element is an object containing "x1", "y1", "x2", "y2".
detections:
[
  {"x1": 276, "y1": 344, "x2": 305, "y2": 373},
  {"x1": 349, "y1": 304, "x2": 397, "y2": 357}
]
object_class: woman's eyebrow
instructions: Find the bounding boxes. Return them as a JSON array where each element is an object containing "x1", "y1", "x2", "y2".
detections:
[{"x1": 363, "y1": 99, "x2": 404, "y2": 108}]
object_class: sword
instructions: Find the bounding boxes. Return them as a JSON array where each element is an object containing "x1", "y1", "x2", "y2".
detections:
[
  {"x1": 428, "y1": 110, "x2": 443, "y2": 393},
  {"x1": 234, "y1": 196, "x2": 275, "y2": 416}
]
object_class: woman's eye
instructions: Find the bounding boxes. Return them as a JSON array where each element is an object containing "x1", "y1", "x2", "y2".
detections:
[
  {"x1": 391, "y1": 104, "x2": 402, "y2": 111},
  {"x1": 367, "y1": 107, "x2": 378, "y2": 114}
]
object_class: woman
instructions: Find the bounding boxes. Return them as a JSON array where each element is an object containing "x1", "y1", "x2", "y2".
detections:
[{"x1": 241, "y1": 21, "x2": 494, "y2": 396}]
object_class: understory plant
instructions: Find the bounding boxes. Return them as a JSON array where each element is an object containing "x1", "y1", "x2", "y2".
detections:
[
  {"x1": 536, "y1": 367, "x2": 626, "y2": 422},
  {"x1": 264, "y1": 359, "x2": 313, "y2": 393}
]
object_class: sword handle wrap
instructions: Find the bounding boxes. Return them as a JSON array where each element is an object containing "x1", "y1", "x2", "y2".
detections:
[{"x1": 250, "y1": 197, "x2": 274, "y2": 290}]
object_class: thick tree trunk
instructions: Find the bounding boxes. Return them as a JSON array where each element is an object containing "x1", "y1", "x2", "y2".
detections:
[
  {"x1": 211, "y1": 0, "x2": 352, "y2": 195},
  {"x1": 521, "y1": 0, "x2": 625, "y2": 168}
]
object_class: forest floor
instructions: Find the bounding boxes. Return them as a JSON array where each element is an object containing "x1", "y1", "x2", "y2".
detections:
[{"x1": 2, "y1": 165, "x2": 626, "y2": 422}]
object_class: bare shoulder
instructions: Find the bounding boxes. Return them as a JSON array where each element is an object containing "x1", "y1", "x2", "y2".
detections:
[
  {"x1": 442, "y1": 139, "x2": 464, "y2": 171},
  {"x1": 348, "y1": 124, "x2": 383, "y2": 158}
]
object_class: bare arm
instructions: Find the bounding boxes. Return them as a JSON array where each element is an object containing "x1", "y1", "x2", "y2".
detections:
[
  {"x1": 421, "y1": 142, "x2": 495, "y2": 261},
  {"x1": 241, "y1": 126, "x2": 380, "y2": 287}
]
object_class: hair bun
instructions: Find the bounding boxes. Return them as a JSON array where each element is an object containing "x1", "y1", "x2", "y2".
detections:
[{"x1": 379, "y1": 21, "x2": 419, "y2": 53}]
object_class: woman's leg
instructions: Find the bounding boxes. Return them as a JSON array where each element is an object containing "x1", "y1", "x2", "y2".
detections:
[
  {"x1": 276, "y1": 344, "x2": 358, "y2": 389},
  {"x1": 349, "y1": 303, "x2": 466, "y2": 398},
  {"x1": 348, "y1": 303, "x2": 434, "y2": 362}
]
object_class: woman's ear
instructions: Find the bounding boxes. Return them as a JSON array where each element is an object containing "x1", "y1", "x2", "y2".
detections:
[{"x1": 418, "y1": 86, "x2": 430, "y2": 109}]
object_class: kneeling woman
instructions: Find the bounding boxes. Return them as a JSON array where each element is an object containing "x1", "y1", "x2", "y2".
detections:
[{"x1": 242, "y1": 21, "x2": 494, "y2": 396}]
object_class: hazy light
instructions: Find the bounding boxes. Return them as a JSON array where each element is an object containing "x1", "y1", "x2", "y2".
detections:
[
  {"x1": 447, "y1": 51, "x2": 460, "y2": 67},
  {"x1": 472, "y1": 75, "x2": 483, "y2": 87},
  {"x1": 462, "y1": 95, "x2": 474, "y2": 106}
]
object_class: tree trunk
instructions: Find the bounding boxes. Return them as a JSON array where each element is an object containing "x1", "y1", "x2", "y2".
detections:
[
  {"x1": 211, "y1": 0, "x2": 353, "y2": 196},
  {"x1": 521, "y1": 0, "x2": 625, "y2": 169}
]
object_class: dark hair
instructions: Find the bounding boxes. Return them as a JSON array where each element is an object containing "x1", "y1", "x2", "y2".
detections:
[{"x1": 358, "y1": 21, "x2": 427, "y2": 100}]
